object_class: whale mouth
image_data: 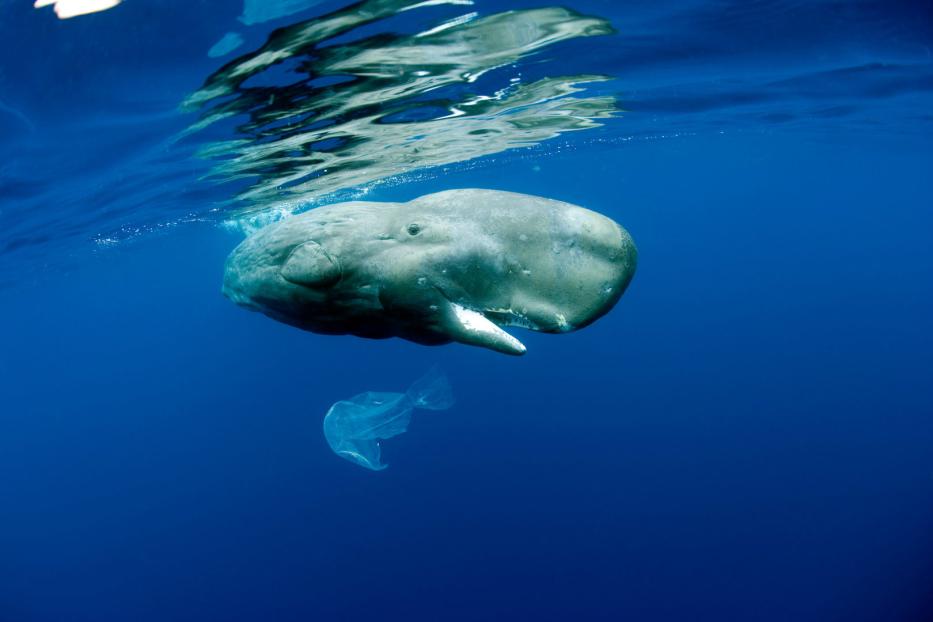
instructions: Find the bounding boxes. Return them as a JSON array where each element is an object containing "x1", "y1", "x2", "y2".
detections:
[
  {"x1": 429, "y1": 283, "x2": 526, "y2": 355},
  {"x1": 441, "y1": 301, "x2": 527, "y2": 356},
  {"x1": 483, "y1": 306, "x2": 544, "y2": 331}
]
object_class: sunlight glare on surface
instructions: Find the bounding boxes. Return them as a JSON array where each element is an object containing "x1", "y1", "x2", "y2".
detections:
[{"x1": 34, "y1": 0, "x2": 122, "y2": 19}]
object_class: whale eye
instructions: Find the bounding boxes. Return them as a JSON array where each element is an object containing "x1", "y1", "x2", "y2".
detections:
[{"x1": 407, "y1": 223, "x2": 422, "y2": 236}]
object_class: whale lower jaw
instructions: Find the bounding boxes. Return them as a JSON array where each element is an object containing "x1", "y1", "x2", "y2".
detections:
[{"x1": 446, "y1": 303, "x2": 527, "y2": 356}]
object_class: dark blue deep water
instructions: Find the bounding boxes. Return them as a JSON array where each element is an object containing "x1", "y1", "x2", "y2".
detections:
[{"x1": 2, "y1": 1, "x2": 933, "y2": 620}]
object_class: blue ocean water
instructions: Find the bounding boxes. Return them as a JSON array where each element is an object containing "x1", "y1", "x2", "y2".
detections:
[{"x1": 2, "y1": 1, "x2": 933, "y2": 620}]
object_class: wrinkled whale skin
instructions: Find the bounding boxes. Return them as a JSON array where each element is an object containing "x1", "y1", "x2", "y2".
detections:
[{"x1": 223, "y1": 189, "x2": 637, "y2": 355}]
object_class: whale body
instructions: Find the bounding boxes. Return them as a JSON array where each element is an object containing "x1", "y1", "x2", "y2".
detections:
[{"x1": 223, "y1": 189, "x2": 637, "y2": 355}]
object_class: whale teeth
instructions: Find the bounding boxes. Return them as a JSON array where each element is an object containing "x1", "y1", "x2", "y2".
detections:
[{"x1": 443, "y1": 303, "x2": 526, "y2": 356}]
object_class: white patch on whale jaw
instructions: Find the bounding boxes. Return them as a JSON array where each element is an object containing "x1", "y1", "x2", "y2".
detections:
[
  {"x1": 554, "y1": 313, "x2": 571, "y2": 332},
  {"x1": 450, "y1": 303, "x2": 526, "y2": 355}
]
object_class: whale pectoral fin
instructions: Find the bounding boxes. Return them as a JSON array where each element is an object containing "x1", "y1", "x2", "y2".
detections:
[
  {"x1": 281, "y1": 241, "x2": 341, "y2": 287},
  {"x1": 441, "y1": 303, "x2": 527, "y2": 356}
]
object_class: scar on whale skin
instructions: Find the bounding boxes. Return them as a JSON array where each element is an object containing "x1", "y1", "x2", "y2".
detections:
[{"x1": 223, "y1": 189, "x2": 637, "y2": 355}]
